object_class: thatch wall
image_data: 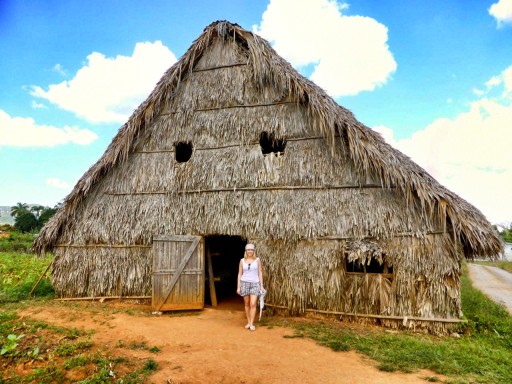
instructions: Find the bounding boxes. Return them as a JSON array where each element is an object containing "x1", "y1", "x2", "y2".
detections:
[
  {"x1": 35, "y1": 21, "x2": 503, "y2": 331},
  {"x1": 52, "y1": 247, "x2": 152, "y2": 297}
]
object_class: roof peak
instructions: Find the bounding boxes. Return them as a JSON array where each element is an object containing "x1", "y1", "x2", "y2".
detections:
[{"x1": 204, "y1": 20, "x2": 242, "y2": 32}]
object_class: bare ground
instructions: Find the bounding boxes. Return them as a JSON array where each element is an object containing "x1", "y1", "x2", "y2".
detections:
[{"x1": 18, "y1": 299, "x2": 441, "y2": 384}]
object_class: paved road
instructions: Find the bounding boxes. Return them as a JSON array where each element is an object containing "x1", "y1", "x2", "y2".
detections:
[{"x1": 467, "y1": 263, "x2": 512, "y2": 314}]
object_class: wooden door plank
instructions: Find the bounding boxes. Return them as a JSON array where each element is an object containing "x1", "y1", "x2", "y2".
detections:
[{"x1": 155, "y1": 236, "x2": 200, "y2": 311}]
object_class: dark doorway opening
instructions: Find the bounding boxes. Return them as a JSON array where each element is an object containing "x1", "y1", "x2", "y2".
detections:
[{"x1": 204, "y1": 235, "x2": 246, "y2": 308}]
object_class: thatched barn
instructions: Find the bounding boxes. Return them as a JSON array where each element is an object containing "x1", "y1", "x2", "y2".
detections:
[{"x1": 35, "y1": 21, "x2": 502, "y2": 332}]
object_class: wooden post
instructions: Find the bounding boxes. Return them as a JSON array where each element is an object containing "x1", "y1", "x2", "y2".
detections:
[
  {"x1": 30, "y1": 259, "x2": 54, "y2": 297},
  {"x1": 206, "y1": 248, "x2": 217, "y2": 306}
]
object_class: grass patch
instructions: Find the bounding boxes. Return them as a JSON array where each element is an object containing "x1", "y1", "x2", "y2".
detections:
[
  {"x1": 148, "y1": 346, "x2": 160, "y2": 353},
  {"x1": 0, "y1": 232, "x2": 35, "y2": 253},
  {"x1": 55, "y1": 340, "x2": 93, "y2": 357},
  {"x1": 142, "y1": 358, "x2": 158, "y2": 372},
  {"x1": 0, "y1": 311, "x2": 159, "y2": 383},
  {"x1": 128, "y1": 340, "x2": 148, "y2": 350},
  {"x1": 116, "y1": 339, "x2": 160, "y2": 354},
  {"x1": 472, "y1": 259, "x2": 512, "y2": 273},
  {"x1": 63, "y1": 353, "x2": 91, "y2": 369},
  {"x1": 0, "y1": 252, "x2": 54, "y2": 303}
]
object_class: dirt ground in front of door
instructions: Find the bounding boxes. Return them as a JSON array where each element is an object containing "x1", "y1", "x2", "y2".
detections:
[{"x1": 19, "y1": 299, "x2": 442, "y2": 384}]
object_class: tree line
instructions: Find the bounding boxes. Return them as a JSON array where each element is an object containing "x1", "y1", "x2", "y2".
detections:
[{"x1": 6, "y1": 202, "x2": 61, "y2": 233}]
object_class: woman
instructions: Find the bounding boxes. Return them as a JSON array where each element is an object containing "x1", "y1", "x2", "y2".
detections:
[{"x1": 237, "y1": 243, "x2": 264, "y2": 331}]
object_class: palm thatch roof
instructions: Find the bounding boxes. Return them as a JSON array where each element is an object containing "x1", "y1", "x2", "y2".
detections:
[{"x1": 34, "y1": 20, "x2": 502, "y2": 258}]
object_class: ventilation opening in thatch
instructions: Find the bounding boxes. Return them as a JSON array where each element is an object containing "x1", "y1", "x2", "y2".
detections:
[
  {"x1": 259, "y1": 131, "x2": 286, "y2": 156},
  {"x1": 174, "y1": 141, "x2": 193, "y2": 163},
  {"x1": 346, "y1": 258, "x2": 393, "y2": 275},
  {"x1": 205, "y1": 234, "x2": 246, "y2": 307}
]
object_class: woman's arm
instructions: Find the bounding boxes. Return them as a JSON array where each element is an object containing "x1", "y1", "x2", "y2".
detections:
[
  {"x1": 236, "y1": 259, "x2": 243, "y2": 295},
  {"x1": 258, "y1": 258, "x2": 264, "y2": 291}
]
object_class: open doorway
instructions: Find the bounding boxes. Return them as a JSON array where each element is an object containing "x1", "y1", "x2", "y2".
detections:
[{"x1": 204, "y1": 235, "x2": 246, "y2": 308}]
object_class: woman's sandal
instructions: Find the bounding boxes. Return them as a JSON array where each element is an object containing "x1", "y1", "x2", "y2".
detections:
[
  {"x1": 244, "y1": 324, "x2": 251, "y2": 329},
  {"x1": 249, "y1": 325, "x2": 256, "y2": 331}
]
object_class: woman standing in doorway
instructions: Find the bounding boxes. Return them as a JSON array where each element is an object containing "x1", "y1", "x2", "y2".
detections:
[{"x1": 237, "y1": 243, "x2": 264, "y2": 331}]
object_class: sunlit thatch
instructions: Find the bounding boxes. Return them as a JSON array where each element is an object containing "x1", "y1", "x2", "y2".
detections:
[{"x1": 34, "y1": 21, "x2": 503, "y2": 332}]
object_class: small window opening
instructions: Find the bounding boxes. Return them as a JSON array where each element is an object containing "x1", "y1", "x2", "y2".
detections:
[
  {"x1": 175, "y1": 141, "x2": 193, "y2": 163},
  {"x1": 259, "y1": 131, "x2": 286, "y2": 156},
  {"x1": 346, "y1": 255, "x2": 393, "y2": 275}
]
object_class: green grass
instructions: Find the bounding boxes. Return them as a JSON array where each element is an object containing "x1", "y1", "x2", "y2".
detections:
[
  {"x1": 472, "y1": 259, "x2": 512, "y2": 273},
  {"x1": 55, "y1": 340, "x2": 93, "y2": 357},
  {"x1": 0, "y1": 232, "x2": 36, "y2": 253},
  {"x1": 0, "y1": 251, "x2": 161, "y2": 383},
  {"x1": 0, "y1": 311, "x2": 160, "y2": 383},
  {"x1": 0, "y1": 252, "x2": 55, "y2": 303}
]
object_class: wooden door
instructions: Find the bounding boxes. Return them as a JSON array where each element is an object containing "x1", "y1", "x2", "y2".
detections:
[{"x1": 152, "y1": 235, "x2": 204, "y2": 311}]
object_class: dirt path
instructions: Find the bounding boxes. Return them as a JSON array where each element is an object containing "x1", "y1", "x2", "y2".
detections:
[
  {"x1": 468, "y1": 263, "x2": 512, "y2": 313},
  {"x1": 20, "y1": 301, "x2": 439, "y2": 384}
]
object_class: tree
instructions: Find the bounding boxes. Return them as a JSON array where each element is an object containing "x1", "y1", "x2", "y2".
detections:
[
  {"x1": 10, "y1": 203, "x2": 28, "y2": 217},
  {"x1": 14, "y1": 210, "x2": 38, "y2": 233},
  {"x1": 504, "y1": 225, "x2": 512, "y2": 243},
  {"x1": 30, "y1": 205, "x2": 45, "y2": 218},
  {"x1": 498, "y1": 223, "x2": 512, "y2": 243},
  {"x1": 38, "y1": 206, "x2": 58, "y2": 227}
]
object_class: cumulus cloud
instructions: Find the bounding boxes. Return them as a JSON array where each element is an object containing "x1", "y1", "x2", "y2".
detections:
[
  {"x1": 254, "y1": 0, "x2": 397, "y2": 97},
  {"x1": 373, "y1": 66, "x2": 512, "y2": 223},
  {"x1": 0, "y1": 109, "x2": 97, "y2": 147},
  {"x1": 489, "y1": 0, "x2": 512, "y2": 27},
  {"x1": 46, "y1": 178, "x2": 71, "y2": 190},
  {"x1": 31, "y1": 41, "x2": 177, "y2": 124}
]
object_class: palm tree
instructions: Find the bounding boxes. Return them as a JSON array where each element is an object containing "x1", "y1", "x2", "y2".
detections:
[
  {"x1": 30, "y1": 205, "x2": 45, "y2": 218},
  {"x1": 10, "y1": 202, "x2": 28, "y2": 217}
]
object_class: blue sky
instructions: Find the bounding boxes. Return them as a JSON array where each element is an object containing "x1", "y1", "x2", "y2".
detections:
[{"x1": 1, "y1": 0, "x2": 511, "y2": 225}]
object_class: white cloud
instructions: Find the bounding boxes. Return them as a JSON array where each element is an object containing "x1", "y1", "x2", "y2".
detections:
[
  {"x1": 489, "y1": 0, "x2": 512, "y2": 27},
  {"x1": 372, "y1": 125, "x2": 398, "y2": 147},
  {"x1": 31, "y1": 101, "x2": 47, "y2": 109},
  {"x1": 373, "y1": 66, "x2": 512, "y2": 223},
  {"x1": 502, "y1": 66, "x2": 512, "y2": 94},
  {"x1": 485, "y1": 75, "x2": 502, "y2": 88},
  {"x1": 254, "y1": 0, "x2": 397, "y2": 97},
  {"x1": 53, "y1": 64, "x2": 66, "y2": 76},
  {"x1": 0, "y1": 109, "x2": 98, "y2": 147},
  {"x1": 46, "y1": 178, "x2": 71, "y2": 190},
  {"x1": 31, "y1": 41, "x2": 177, "y2": 124}
]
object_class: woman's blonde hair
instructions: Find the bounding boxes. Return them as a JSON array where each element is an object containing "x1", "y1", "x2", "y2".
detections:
[{"x1": 244, "y1": 250, "x2": 257, "y2": 259}]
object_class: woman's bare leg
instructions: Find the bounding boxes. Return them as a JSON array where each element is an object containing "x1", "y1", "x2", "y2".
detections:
[
  {"x1": 249, "y1": 295, "x2": 258, "y2": 325},
  {"x1": 244, "y1": 295, "x2": 251, "y2": 324}
]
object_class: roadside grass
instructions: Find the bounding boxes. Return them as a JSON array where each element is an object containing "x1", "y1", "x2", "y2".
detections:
[
  {"x1": 264, "y1": 264, "x2": 512, "y2": 384},
  {"x1": 472, "y1": 259, "x2": 512, "y2": 273}
]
